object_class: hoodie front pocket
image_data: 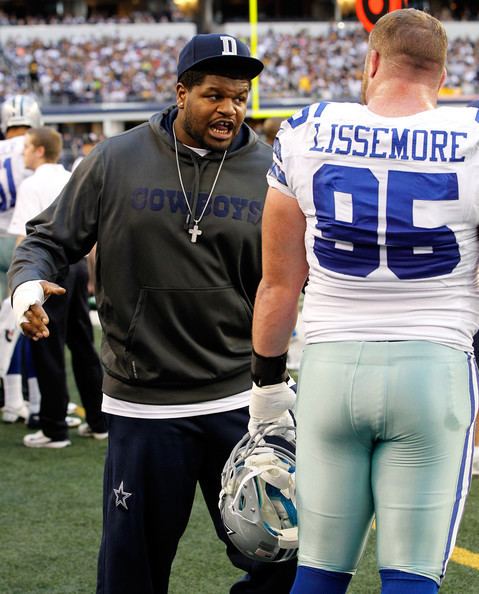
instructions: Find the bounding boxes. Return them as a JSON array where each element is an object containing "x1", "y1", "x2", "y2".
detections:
[{"x1": 123, "y1": 286, "x2": 252, "y2": 386}]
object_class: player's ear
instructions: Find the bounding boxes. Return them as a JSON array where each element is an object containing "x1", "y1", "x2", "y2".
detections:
[
  {"x1": 369, "y1": 50, "x2": 380, "y2": 78},
  {"x1": 439, "y1": 67, "x2": 447, "y2": 91},
  {"x1": 176, "y1": 82, "x2": 186, "y2": 109}
]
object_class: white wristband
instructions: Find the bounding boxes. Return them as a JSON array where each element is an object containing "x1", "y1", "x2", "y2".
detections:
[{"x1": 12, "y1": 280, "x2": 45, "y2": 329}]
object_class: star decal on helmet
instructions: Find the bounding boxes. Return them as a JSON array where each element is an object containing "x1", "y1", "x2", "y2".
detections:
[
  {"x1": 224, "y1": 523, "x2": 236, "y2": 536},
  {"x1": 113, "y1": 481, "x2": 132, "y2": 510}
]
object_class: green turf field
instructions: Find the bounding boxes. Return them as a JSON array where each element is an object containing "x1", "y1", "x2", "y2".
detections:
[
  {"x1": 1, "y1": 417, "x2": 478, "y2": 593},
  {"x1": 0, "y1": 334, "x2": 478, "y2": 593}
]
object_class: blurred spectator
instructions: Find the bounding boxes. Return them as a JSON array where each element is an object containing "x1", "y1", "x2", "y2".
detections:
[
  {"x1": 28, "y1": 59, "x2": 39, "y2": 93},
  {"x1": 71, "y1": 132, "x2": 100, "y2": 171}
]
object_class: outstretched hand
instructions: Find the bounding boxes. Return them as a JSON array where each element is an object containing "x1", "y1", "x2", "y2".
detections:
[{"x1": 20, "y1": 281, "x2": 66, "y2": 340}]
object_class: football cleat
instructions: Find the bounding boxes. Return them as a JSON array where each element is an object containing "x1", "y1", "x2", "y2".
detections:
[
  {"x1": 2, "y1": 401, "x2": 29, "y2": 423},
  {"x1": 77, "y1": 422, "x2": 108, "y2": 440},
  {"x1": 219, "y1": 423, "x2": 298, "y2": 562},
  {"x1": 65, "y1": 415, "x2": 82, "y2": 428},
  {"x1": 23, "y1": 430, "x2": 71, "y2": 449}
]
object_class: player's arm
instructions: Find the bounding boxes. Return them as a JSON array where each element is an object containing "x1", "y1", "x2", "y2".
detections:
[
  {"x1": 249, "y1": 187, "x2": 308, "y2": 436},
  {"x1": 252, "y1": 186, "x2": 309, "y2": 357}
]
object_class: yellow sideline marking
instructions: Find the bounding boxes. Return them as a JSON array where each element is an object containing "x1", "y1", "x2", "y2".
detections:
[
  {"x1": 249, "y1": 0, "x2": 259, "y2": 115},
  {"x1": 372, "y1": 521, "x2": 479, "y2": 571},
  {"x1": 247, "y1": 108, "x2": 297, "y2": 119},
  {"x1": 451, "y1": 546, "x2": 479, "y2": 570},
  {"x1": 249, "y1": 0, "x2": 297, "y2": 120}
]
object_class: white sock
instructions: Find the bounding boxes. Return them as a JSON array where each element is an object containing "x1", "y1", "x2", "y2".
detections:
[
  {"x1": 27, "y1": 377, "x2": 41, "y2": 415},
  {"x1": 3, "y1": 374, "x2": 24, "y2": 410}
]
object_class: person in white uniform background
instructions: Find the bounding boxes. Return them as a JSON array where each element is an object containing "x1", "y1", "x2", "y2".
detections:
[
  {"x1": 8, "y1": 126, "x2": 106, "y2": 448},
  {"x1": 0, "y1": 95, "x2": 42, "y2": 425},
  {"x1": 249, "y1": 9, "x2": 478, "y2": 594}
]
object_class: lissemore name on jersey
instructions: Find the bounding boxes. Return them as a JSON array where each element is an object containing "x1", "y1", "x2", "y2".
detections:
[{"x1": 311, "y1": 123, "x2": 466, "y2": 163}]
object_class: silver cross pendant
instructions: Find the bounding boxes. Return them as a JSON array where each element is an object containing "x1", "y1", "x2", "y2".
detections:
[{"x1": 188, "y1": 223, "x2": 203, "y2": 243}]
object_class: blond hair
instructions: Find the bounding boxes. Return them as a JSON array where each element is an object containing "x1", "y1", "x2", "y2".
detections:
[
  {"x1": 26, "y1": 126, "x2": 63, "y2": 163},
  {"x1": 369, "y1": 9, "x2": 447, "y2": 76}
]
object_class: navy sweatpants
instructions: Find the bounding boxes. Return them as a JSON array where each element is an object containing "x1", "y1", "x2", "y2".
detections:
[{"x1": 97, "y1": 408, "x2": 297, "y2": 594}]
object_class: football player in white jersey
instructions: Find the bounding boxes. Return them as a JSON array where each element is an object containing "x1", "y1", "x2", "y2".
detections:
[
  {"x1": 0, "y1": 95, "x2": 42, "y2": 424},
  {"x1": 0, "y1": 96, "x2": 42, "y2": 295},
  {"x1": 467, "y1": 100, "x2": 479, "y2": 477},
  {"x1": 249, "y1": 9, "x2": 478, "y2": 594}
]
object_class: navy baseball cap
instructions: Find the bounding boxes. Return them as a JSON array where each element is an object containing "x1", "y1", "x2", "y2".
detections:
[{"x1": 177, "y1": 34, "x2": 264, "y2": 81}]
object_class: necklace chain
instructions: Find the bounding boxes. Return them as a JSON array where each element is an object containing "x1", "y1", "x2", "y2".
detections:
[{"x1": 173, "y1": 123, "x2": 227, "y2": 242}]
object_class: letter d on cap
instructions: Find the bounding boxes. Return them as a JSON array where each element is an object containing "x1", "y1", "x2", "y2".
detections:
[{"x1": 220, "y1": 36, "x2": 238, "y2": 56}]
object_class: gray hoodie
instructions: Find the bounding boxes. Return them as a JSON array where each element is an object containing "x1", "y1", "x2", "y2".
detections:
[{"x1": 9, "y1": 105, "x2": 273, "y2": 405}]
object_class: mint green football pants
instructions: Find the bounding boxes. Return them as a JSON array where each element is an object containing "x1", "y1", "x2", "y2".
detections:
[{"x1": 295, "y1": 341, "x2": 478, "y2": 585}]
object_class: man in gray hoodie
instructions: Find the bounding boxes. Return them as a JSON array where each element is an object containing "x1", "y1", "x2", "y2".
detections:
[{"x1": 9, "y1": 34, "x2": 296, "y2": 594}]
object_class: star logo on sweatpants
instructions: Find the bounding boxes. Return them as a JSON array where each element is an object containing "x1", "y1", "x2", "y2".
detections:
[{"x1": 113, "y1": 481, "x2": 132, "y2": 510}]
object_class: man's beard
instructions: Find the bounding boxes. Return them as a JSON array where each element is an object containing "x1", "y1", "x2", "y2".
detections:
[{"x1": 182, "y1": 109, "x2": 233, "y2": 152}]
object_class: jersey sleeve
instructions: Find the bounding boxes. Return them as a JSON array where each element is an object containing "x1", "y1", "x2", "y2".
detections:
[{"x1": 266, "y1": 125, "x2": 297, "y2": 199}]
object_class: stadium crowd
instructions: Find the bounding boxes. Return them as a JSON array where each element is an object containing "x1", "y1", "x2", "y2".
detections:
[
  {"x1": 0, "y1": 7, "x2": 187, "y2": 25},
  {"x1": 1, "y1": 35, "x2": 188, "y2": 104},
  {"x1": 1, "y1": 25, "x2": 479, "y2": 105}
]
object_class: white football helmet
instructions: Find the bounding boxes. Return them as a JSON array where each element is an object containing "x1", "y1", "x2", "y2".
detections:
[
  {"x1": 1, "y1": 95, "x2": 42, "y2": 135},
  {"x1": 219, "y1": 423, "x2": 298, "y2": 562}
]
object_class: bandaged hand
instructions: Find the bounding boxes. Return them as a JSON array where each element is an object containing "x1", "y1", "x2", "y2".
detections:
[
  {"x1": 248, "y1": 381, "x2": 296, "y2": 440},
  {"x1": 12, "y1": 280, "x2": 66, "y2": 339}
]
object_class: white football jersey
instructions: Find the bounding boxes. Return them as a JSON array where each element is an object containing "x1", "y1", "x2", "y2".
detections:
[
  {"x1": 268, "y1": 102, "x2": 479, "y2": 352},
  {"x1": 0, "y1": 135, "x2": 30, "y2": 234}
]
